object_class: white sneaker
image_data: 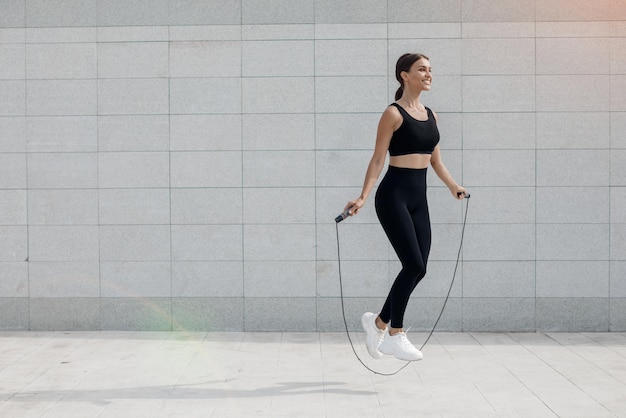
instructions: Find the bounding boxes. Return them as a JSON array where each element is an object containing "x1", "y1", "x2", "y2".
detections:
[
  {"x1": 361, "y1": 312, "x2": 386, "y2": 359},
  {"x1": 379, "y1": 330, "x2": 423, "y2": 361}
]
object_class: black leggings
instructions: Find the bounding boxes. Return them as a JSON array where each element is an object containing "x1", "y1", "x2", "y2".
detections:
[{"x1": 375, "y1": 166, "x2": 431, "y2": 329}]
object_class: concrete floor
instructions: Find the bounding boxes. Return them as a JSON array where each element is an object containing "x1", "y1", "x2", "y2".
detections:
[{"x1": 0, "y1": 331, "x2": 625, "y2": 417}]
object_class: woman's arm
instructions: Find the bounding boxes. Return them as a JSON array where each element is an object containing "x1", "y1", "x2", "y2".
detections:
[
  {"x1": 430, "y1": 145, "x2": 466, "y2": 199},
  {"x1": 345, "y1": 106, "x2": 400, "y2": 215}
]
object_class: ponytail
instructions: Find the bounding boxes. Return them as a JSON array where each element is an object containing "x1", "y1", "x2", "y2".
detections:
[{"x1": 395, "y1": 86, "x2": 403, "y2": 101}]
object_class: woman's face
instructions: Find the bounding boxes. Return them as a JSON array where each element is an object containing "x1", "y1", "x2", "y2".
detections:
[{"x1": 403, "y1": 58, "x2": 432, "y2": 91}]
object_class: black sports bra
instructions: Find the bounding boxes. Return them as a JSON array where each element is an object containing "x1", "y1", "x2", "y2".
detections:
[{"x1": 387, "y1": 103, "x2": 440, "y2": 156}]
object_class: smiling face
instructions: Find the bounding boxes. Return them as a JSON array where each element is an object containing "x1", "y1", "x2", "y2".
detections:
[{"x1": 401, "y1": 58, "x2": 432, "y2": 92}]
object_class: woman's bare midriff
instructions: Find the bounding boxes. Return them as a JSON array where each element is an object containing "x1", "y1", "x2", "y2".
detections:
[{"x1": 389, "y1": 154, "x2": 431, "y2": 169}]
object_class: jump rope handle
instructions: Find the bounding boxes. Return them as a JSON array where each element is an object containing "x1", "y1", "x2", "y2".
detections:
[
  {"x1": 458, "y1": 192, "x2": 471, "y2": 199},
  {"x1": 335, "y1": 208, "x2": 351, "y2": 223}
]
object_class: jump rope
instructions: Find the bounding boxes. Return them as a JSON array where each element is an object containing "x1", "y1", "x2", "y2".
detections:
[{"x1": 334, "y1": 191, "x2": 470, "y2": 376}]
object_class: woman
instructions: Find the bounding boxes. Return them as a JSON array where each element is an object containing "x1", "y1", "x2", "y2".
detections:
[{"x1": 344, "y1": 53, "x2": 466, "y2": 361}]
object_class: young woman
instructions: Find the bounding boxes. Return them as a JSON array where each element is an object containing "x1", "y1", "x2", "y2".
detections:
[{"x1": 344, "y1": 53, "x2": 466, "y2": 361}]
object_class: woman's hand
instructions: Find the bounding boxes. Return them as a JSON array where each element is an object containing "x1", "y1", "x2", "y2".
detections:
[
  {"x1": 451, "y1": 185, "x2": 467, "y2": 200},
  {"x1": 344, "y1": 197, "x2": 366, "y2": 216}
]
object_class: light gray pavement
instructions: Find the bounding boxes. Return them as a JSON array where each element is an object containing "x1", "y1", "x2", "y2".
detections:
[{"x1": 1, "y1": 331, "x2": 625, "y2": 417}]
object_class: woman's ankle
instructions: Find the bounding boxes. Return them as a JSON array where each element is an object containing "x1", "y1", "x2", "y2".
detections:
[
  {"x1": 375, "y1": 316, "x2": 387, "y2": 331},
  {"x1": 389, "y1": 327, "x2": 403, "y2": 336}
]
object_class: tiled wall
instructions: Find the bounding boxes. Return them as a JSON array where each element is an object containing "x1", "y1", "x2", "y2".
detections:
[{"x1": 0, "y1": 0, "x2": 625, "y2": 331}]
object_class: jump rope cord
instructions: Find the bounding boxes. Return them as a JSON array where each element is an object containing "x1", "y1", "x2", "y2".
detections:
[{"x1": 335, "y1": 196, "x2": 470, "y2": 376}]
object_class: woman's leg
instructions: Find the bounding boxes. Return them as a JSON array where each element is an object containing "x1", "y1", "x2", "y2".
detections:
[{"x1": 376, "y1": 185, "x2": 430, "y2": 330}]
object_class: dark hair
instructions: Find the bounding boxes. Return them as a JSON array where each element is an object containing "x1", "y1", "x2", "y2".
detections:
[{"x1": 395, "y1": 53, "x2": 429, "y2": 100}]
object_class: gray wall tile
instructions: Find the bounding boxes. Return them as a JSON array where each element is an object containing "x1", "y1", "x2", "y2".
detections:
[
  {"x1": 537, "y1": 261, "x2": 609, "y2": 298},
  {"x1": 0, "y1": 80, "x2": 25, "y2": 116},
  {"x1": 463, "y1": 76, "x2": 535, "y2": 112},
  {"x1": 537, "y1": 112, "x2": 610, "y2": 149},
  {"x1": 315, "y1": 40, "x2": 386, "y2": 76},
  {"x1": 243, "y1": 114, "x2": 313, "y2": 150},
  {"x1": 536, "y1": 0, "x2": 610, "y2": 21},
  {"x1": 0, "y1": 298, "x2": 28, "y2": 330},
  {"x1": 27, "y1": 116, "x2": 97, "y2": 152},
  {"x1": 99, "y1": 188, "x2": 170, "y2": 225},
  {"x1": 28, "y1": 153, "x2": 97, "y2": 189},
  {"x1": 25, "y1": 0, "x2": 96, "y2": 27},
  {"x1": 171, "y1": 151, "x2": 242, "y2": 188},
  {"x1": 170, "y1": 188, "x2": 242, "y2": 225},
  {"x1": 100, "y1": 298, "x2": 171, "y2": 331},
  {"x1": 98, "y1": 79, "x2": 168, "y2": 115},
  {"x1": 243, "y1": 188, "x2": 314, "y2": 224},
  {"x1": 29, "y1": 297, "x2": 100, "y2": 331},
  {"x1": 172, "y1": 261, "x2": 243, "y2": 297},
  {"x1": 243, "y1": 77, "x2": 313, "y2": 113},
  {"x1": 536, "y1": 297, "x2": 609, "y2": 331},
  {"x1": 537, "y1": 224, "x2": 609, "y2": 261},
  {"x1": 464, "y1": 224, "x2": 535, "y2": 261},
  {"x1": 244, "y1": 297, "x2": 316, "y2": 331},
  {"x1": 99, "y1": 152, "x2": 169, "y2": 188},
  {"x1": 0, "y1": 262, "x2": 28, "y2": 297},
  {"x1": 0, "y1": 28, "x2": 25, "y2": 42},
  {"x1": 537, "y1": 75, "x2": 609, "y2": 111},
  {"x1": 169, "y1": 0, "x2": 241, "y2": 25},
  {"x1": 462, "y1": 38, "x2": 535, "y2": 75},
  {"x1": 0, "y1": 153, "x2": 26, "y2": 189},
  {"x1": 100, "y1": 261, "x2": 171, "y2": 297},
  {"x1": 611, "y1": 112, "x2": 626, "y2": 148},
  {"x1": 171, "y1": 41, "x2": 240, "y2": 78},
  {"x1": 29, "y1": 261, "x2": 99, "y2": 297},
  {"x1": 172, "y1": 297, "x2": 243, "y2": 331},
  {"x1": 170, "y1": 78, "x2": 241, "y2": 114},
  {"x1": 0, "y1": 226, "x2": 27, "y2": 262},
  {"x1": 463, "y1": 261, "x2": 535, "y2": 298},
  {"x1": 242, "y1": 40, "x2": 312, "y2": 77},
  {"x1": 464, "y1": 150, "x2": 535, "y2": 187},
  {"x1": 0, "y1": 0, "x2": 24, "y2": 27},
  {"x1": 0, "y1": 190, "x2": 26, "y2": 225},
  {"x1": 537, "y1": 150, "x2": 609, "y2": 187},
  {"x1": 610, "y1": 298, "x2": 626, "y2": 331},
  {"x1": 316, "y1": 0, "x2": 387, "y2": 23},
  {"x1": 462, "y1": 0, "x2": 535, "y2": 22},
  {"x1": 98, "y1": 42, "x2": 168, "y2": 78},
  {"x1": 315, "y1": 76, "x2": 387, "y2": 113},
  {"x1": 28, "y1": 189, "x2": 98, "y2": 225},
  {"x1": 612, "y1": 224, "x2": 626, "y2": 261},
  {"x1": 612, "y1": 150, "x2": 626, "y2": 186},
  {"x1": 100, "y1": 225, "x2": 170, "y2": 262},
  {"x1": 0, "y1": 44, "x2": 25, "y2": 79},
  {"x1": 242, "y1": 0, "x2": 314, "y2": 24},
  {"x1": 537, "y1": 187, "x2": 609, "y2": 224},
  {"x1": 171, "y1": 114, "x2": 241, "y2": 151},
  {"x1": 0, "y1": 117, "x2": 26, "y2": 152},
  {"x1": 98, "y1": 115, "x2": 169, "y2": 152},
  {"x1": 611, "y1": 187, "x2": 626, "y2": 223},
  {"x1": 29, "y1": 226, "x2": 99, "y2": 261},
  {"x1": 97, "y1": 0, "x2": 168, "y2": 26},
  {"x1": 388, "y1": 0, "x2": 461, "y2": 23},
  {"x1": 26, "y1": 43, "x2": 96, "y2": 79},
  {"x1": 171, "y1": 225, "x2": 242, "y2": 261},
  {"x1": 244, "y1": 224, "x2": 315, "y2": 261},
  {"x1": 27, "y1": 80, "x2": 96, "y2": 116},
  {"x1": 243, "y1": 151, "x2": 314, "y2": 187},
  {"x1": 465, "y1": 187, "x2": 535, "y2": 224},
  {"x1": 244, "y1": 261, "x2": 316, "y2": 297},
  {"x1": 463, "y1": 113, "x2": 536, "y2": 150},
  {"x1": 537, "y1": 38, "x2": 609, "y2": 75},
  {"x1": 463, "y1": 298, "x2": 535, "y2": 331}
]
